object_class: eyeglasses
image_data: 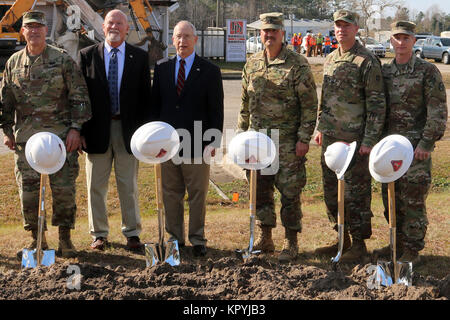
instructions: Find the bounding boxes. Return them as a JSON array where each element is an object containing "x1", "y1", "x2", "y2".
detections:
[{"x1": 174, "y1": 34, "x2": 194, "y2": 40}]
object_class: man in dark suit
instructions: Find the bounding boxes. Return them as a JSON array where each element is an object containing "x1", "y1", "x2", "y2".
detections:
[
  {"x1": 152, "y1": 20, "x2": 224, "y2": 257},
  {"x1": 78, "y1": 9, "x2": 151, "y2": 251}
]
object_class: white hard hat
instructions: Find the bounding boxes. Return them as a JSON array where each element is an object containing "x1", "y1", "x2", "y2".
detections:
[
  {"x1": 25, "y1": 132, "x2": 67, "y2": 174},
  {"x1": 130, "y1": 121, "x2": 180, "y2": 164},
  {"x1": 369, "y1": 134, "x2": 414, "y2": 183},
  {"x1": 227, "y1": 131, "x2": 277, "y2": 170},
  {"x1": 324, "y1": 141, "x2": 357, "y2": 180}
]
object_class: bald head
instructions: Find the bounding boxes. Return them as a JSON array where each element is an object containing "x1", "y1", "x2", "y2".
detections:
[
  {"x1": 174, "y1": 21, "x2": 197, "y2": 35},
  {"x1": 103, "y1": 9, "x2": 129, "y2": 47}
]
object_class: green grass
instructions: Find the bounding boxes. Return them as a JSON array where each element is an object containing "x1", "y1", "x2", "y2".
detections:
[{"x1": 210, "y1": 60, "x2": 245, "y2": 74}]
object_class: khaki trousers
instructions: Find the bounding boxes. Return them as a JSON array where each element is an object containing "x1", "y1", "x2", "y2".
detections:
[
  {"x1": 161, "y1": 160, "x2": 210, "y2": 246},
  {"x1": 86, "y1": 119, "x2": 141, "y2": 239}
]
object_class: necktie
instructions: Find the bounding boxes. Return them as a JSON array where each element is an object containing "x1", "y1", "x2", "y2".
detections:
[
  {"x1": 108, "y1": 48, "x2": 119, "y2": 115},
  {"x1": 176, "y1": 59, "x2": 185, "y2": 95}
]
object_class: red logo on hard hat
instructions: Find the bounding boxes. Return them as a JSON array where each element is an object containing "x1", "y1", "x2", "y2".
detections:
[{"x1": 391, "y1": 160, "x2": 403, "y2": 172}]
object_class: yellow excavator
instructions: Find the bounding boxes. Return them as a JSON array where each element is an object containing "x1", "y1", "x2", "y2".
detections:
[
  {"x1": 128, "y1": 0, "x2": 153, "y2": 36},
  {"x1": 0, "y1": 0, "x2": 37, "y2": 49},
  {"x1": 128, "y1": 0, "x2": 166, "y2": 66},
  {"x1": 0, "y1": 0, "x2": 169, "y2": 68}
]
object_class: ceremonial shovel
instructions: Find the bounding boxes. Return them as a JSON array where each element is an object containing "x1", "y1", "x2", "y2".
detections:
[
  {"x1": 331, "y1": 179, "x2": 345, "y2": 271},
  {"x1": 369, "y1": 134, "x2": 414, "y2": 287},
  {"x1": 375, "y1": 182, "x2": 412, "y2": 287},
  {"x1": 236, "y1": 169, "x2": 261, "y2": 259},
  {"x1": 228, "y1": 131, "x2": 276, "y2": 260},
  {"x1": 323, "y1": 141, "x2": 357, "y2": 271},
  {"x1": 22, "y1": 174, "x2": 55, "y2": 268},
  {"x1": 144, "y1": 163, "x2": 180, "y2": 267}
]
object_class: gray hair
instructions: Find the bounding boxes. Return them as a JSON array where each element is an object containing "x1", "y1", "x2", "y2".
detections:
[{"x1": 174, "y1": 20, "x2": 197, "y2": 35}]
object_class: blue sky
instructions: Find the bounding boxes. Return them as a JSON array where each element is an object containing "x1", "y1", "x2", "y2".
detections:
[{"x1": 387, "y1": 0, "x2": 450, "y2": 15}]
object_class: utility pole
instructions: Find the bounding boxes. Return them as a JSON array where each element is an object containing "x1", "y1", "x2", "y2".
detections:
[
  {"x1": 279, "y1": 4, "x2": 296, "y2": 39},
  {"x1": 222, "y1": 0, "x2": 226, "y2": 28},
  {"x1": 216, "y1": 0, "x2": 219, "y2": 27}
]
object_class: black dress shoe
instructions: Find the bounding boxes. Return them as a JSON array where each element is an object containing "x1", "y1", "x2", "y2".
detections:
[
  {"x1": 126, "y1": 236, "x2": 143, "y2": 250},
  {"x1": 193, "y1": 245, "x2": 207, "y2": 257}
]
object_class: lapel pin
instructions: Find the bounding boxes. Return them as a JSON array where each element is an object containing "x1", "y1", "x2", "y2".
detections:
[
  {"x1": 130, "y1": 54, "x2": 133, "y2": 59},
  {"x1": 196, "y1": 68, "x2": 200, "y2": 71}
]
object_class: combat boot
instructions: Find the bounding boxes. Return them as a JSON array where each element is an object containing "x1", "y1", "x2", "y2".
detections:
[
  {"x1": 399, "y1": 248, "x2": 421, "y2": 265},
  {"x1": 16, "y1": 229, "x2": 49, "y2": 260},
  {"x1": 278, "y1": 229, "x2": 299, "y2": 263},
  {"x1": 57, "y1": 226, "x2": 76, "y2": 258},
  {"x1": 340, "y1": 238, "x2": 367, "y2": 263},
  {"x1": 253, "y1": 225, "x2": 275, "y2": 253},
  {"x1": 314, "y1": 230, "x2": 351, "y2": 256}
]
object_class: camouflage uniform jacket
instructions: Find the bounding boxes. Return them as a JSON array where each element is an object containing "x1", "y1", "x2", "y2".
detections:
[
  {"x1": 382, "y1": 55, "x2": 447, "y2": 151},
  {"x1": 238, "y1": 45, "x2": 318, "y2": 144},
  {"x1": 0, "y1": 44, "x2": 91, "y2": 143},
  {"x1": 318, "y1": 41, "x2": 386, "y2": 147}
]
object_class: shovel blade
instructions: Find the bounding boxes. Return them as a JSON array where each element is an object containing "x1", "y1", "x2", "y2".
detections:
[
  {"x1": 144, "y1": 240, "x2": 180, "y2": 267},
  {"x1": 235, "y1": 247, "x2": 261, "y2": 260},
  {"x1": 163, "y1": 239, "x2": 180, "y2": 266},
  {"x1": 144, "y1": 243, "x2": 160, "y2": 267},
  {"x1": 376, "y1": 260, "x2": 413, "y2": 287},
  {"x1": 331, "y1": 224, "x2": 344, "y2": 270},
  {"x1": 21, "y1": 249, "x2": 55, "y2": 268}
]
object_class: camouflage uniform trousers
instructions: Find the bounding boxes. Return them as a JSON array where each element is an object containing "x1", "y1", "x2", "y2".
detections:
[
  {"x1": 246, "y1": 139, "x2": 306, "y2": 232},
  {"x1": 321, "y1": 134, "x2": 373, "y2": 240},
  {"x1": 14, "y1": 143, "x2": 80, "y2": 231},
  {"x1": 381, "y1": 155, "x2": 431, "y2": 252}
]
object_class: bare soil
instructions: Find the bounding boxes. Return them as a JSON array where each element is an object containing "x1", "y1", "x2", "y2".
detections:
[{"x1": 0, "y1": 248, "x2": 448, "y2": 300}]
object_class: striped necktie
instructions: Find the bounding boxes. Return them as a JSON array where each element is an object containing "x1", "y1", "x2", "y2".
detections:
[
  {"x1": 108, "y1": 48, "x2": 119, "y2": 114},
  {"x1": 176, "y1": 59, "x2": 185, "y2": 95}
]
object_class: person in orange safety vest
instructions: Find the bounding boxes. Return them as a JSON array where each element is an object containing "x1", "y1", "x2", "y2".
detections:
[{"x1": 324, "y1": 35, "x2": 331, "y2": 57}]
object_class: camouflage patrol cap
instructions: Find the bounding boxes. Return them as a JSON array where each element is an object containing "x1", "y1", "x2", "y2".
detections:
[
  {"x1": 260, "y1": 12, "x2": 284, "y2": 30},
  {"x1": 391, "y1": 21, "x2": 416, "y2": 36},
  {"x1": 22, "y1": 11, "x2": 47, "y2": 26},
  {"x1": 333, "y1": 9, "x2": 359, "y2": 25}
]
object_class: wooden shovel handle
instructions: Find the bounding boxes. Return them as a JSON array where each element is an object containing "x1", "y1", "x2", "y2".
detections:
[
  {"x1": 249, "y1": 170, "x2": 257, "y2": 217},
  {"x1": 36, "y1": 174, "x2": 47, "y2": 266},
  {"x1": 38, "y1": 174, "x2": 48, "y2": 218},
  {"x1": 154, "y1": 164, "x2": 163, "y2": 210},
  {"x1": 388, "y1": 181, "x2": 399, "y2": 282},
  {"x1": 337, "y1": 179, "x2": 344, "y2": 225},
  {"x1": 388, "y1": 182, "x2": 396, "y2": 229},
  {"x1": 154, "y1": 164, "x2": 164, "y2": 246}
]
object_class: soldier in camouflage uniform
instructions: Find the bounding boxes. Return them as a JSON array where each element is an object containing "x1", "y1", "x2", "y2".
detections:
[
  {"x1": 314, "y1": 10, "x2": 386, "y2": 262},
  {"x1": 0, "y1": 11, "x2": 91, "y2": 258},
  {"x1": 237, "y1": 13, "x2": 318, "y2": 263},
  {"x1": 373, "y1": 21, "x2": 447, "y2": 264}
]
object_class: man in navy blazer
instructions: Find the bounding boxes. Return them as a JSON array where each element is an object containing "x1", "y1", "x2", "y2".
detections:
[
  {"x1": 78, "y1": 9, "x2": 151, "y2": 251},
  {"x1": 152, "y1": 20, "x2": 224, "y2": 257}
]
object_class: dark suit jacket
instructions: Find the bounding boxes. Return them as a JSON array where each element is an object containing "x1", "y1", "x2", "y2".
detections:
[
  {"x1": 78, "y1": 42, "x2": 152, "y2": 154},
  {"x1": 151, "y1": 54, "x2": 224, "y2": 158}
]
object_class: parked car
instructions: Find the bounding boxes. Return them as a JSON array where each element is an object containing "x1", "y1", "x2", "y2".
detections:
[
  {"x1": 246, "y1": 36, "x2": 263, "y2": 54},
  {"x1": 415, "y1": 34, "x2": 432, "y2": 41},
  {"x1": 358, "y1": 37, "x2": 386, "y2": 58},
  {"x1": 415, "y1": 36, "x2": 450, "y2": 64},
  {"x1": 382, "y1": 39, "x2": 392, "y2": 53},
  {"x1": 413, "y1": 39, "x2": 426, "y2": 58}
]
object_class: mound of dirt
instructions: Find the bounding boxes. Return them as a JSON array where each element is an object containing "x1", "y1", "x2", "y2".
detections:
[{"x1": 0, "y1": 256, "x2": 448, "y2": 300}]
